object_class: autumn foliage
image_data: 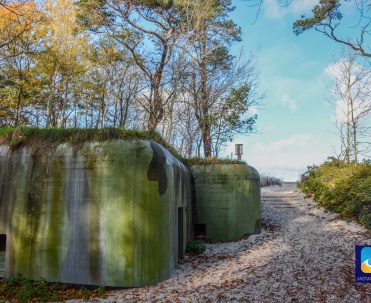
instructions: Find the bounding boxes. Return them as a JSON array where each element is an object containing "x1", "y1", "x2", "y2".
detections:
[{"x1": 0, "y1": 0, "x2": 39, "y2": 47}]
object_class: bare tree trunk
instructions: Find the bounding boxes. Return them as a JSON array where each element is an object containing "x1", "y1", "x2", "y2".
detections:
[
  {"x1": 200, "y1": 67, "x2": 212, "y2": 156},
  {"x1": 46, "y1": 68, "x2": 56, "y2": 127},
  {"x1": 14, "y1": 86, "x2": 22, "y2": 127},
  {"x1": 197, "y1": 137, "x2": 202, "y2": 157},
  {"x1": 165, "y1": 99, "x2": 175, "y2": 145},
  {"x1": 346, "y1": 60, "x2": 358, "y2": 164},
  {"x1": 85, "y1": 98, "x2": 89, "y2": 128},
  {"x1": 113, "y1": 97, "x2": 118, "y2": 128},
  {"x1": 346, "y1": 96, "x2": 351, "y2": 164},
  {"x1": 202, "y1": 128, "x2": 212, "y2": 157},
  {"x1": 148, "y1": 81, "x2": 164, "y2": 131},
  {"x1": 59, "y1": 78, "x2": 69, "y2": 128},
  {"x1": 74, "y1": 99, "x2": 77, "y2": 128},
  {"x1": 349, "y1": 87, "x2": 357, "y2": 164},
  {"x1": 101, "y1": 93, "x2": 106, "y2": 128},
  {"x1": 122, "y1": 98, "x2": 130, "y2": 128}
]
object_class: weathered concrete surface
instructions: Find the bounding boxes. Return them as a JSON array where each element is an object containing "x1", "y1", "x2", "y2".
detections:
[
  {"x1": 0, "y1": 140, "x2": 192, "y2": 287},
  {"x1": 89, "y1": 187, "x2": 371, "y2": 303},
  {"x1": 191, "y1": 164, "x2": 261, "y2": 242}
]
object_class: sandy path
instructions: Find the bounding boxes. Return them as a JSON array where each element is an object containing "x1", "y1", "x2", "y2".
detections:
[{"x1": 87, "y1": 186, "x2": 371, "y2": 303}]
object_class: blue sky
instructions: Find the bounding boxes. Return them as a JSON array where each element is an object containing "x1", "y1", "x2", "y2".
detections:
[{"x1": 222, "y1": 0, "x2": 350, "y2": 181}]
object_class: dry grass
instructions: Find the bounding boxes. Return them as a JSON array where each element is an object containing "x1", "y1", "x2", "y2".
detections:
[
  {"x1": 260, "y1": 174, "x2": 283, "y2": 187},
  {"x1": 184, "y1": 157, "x2": 245, "y2": 166}
]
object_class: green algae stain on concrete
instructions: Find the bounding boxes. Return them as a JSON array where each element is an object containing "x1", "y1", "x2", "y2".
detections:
[
  {"x1": 43, "y1": 148, "x2": 70, "y2": 281},
  {"x1": 191, "y1": 163, "x2": 261, "y2": 242},
  {"x1": 84, "y1": 140, "x2": 175, "y2": 287},
  {"x1": 11, "y1": 147, "x2": 70, "y2": 281},
  {"x1": 60, "y1": 144, "x2": 104, "y2": 285},
  {"x1": 84, "y1": 141, "x2": 148, "y2": 286},
  {"x1": 1, "y1": 139, "x2": 191, "y2": 287}
]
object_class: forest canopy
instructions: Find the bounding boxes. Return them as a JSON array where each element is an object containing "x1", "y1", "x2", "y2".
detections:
[{"x1": 0, "y1": 0, "x2": 262, "y2": 158}]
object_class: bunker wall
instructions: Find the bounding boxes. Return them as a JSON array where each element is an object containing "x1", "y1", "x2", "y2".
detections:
[{"x1": 0, "y1": 140, "x2": 191, "y2": 287}]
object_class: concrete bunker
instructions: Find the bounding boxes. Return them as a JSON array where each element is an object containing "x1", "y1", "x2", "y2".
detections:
[
  {"x1": 191, "y1": 163, "x2": 261, "y2": 242},
  {"x1": 0, "y1": 140, "x2": 192, "y2": 287},
  {"x1": 0, "y1": 132, "x2": 261, "y2": 287}
]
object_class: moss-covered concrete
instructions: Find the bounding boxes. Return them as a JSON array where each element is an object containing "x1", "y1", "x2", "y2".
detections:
[
  {"x1": 191, "y1": 164, "x2": 261, "y2": 242},
  {"x1": 0, "y1": 140, "x2": 191, "y2": 287}
]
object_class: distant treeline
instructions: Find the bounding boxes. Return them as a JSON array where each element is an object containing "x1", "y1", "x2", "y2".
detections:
[{"x1": 260, "y1": 174, "x2": 283, "y2": 188}]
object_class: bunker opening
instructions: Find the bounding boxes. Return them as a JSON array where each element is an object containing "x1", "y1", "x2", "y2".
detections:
[
  {"x1": 194, "y1": 224, "x2": 206, "y2": 240},
  {"x1": 178, "y1": 208, "x2": 184, "y2": 258},
  {"x1": 0, "y1": 235, "x2": 6, "y2": 277}
]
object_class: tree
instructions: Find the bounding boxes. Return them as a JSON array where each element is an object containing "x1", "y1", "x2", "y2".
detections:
[
  {"x1": 293, "y1": 0, "x2": 371, "y2": 58},
  {"x1": 0, "y1": 0, "x2": 261, "y2": 150},
  {"x1": 210, "y1": 82, "x2": 258, "y2": 157},
  {"x1": 245, "y1": 0, "x2": 371, "y2": 58},
  {"x1": 35, "y1": 0, "x2": 90, "y2": 127},
  {"x1": 182, "y1": 0, "x2": 261, "y2": 158},
  {"x1": 326, "y1": 50, "x2": 371, "y2": 163},
  {"x1": 0, "y1": 1, "x2": 41, "y2": 127},
  {"x1": 0, "y1": 0, "x2": 41, "y2": 53},
  {"x1": 170, "y1": 96, "x2": 201, "y2": 158},
  {"x1": 0, "y1": 53, "x2": 40, "y2": 127},
  {"x1": 77, "y1": 0, "x2": 194, "y2": 131},
  {"x1": 80, "y1": 37, "x2": 144, "y2": 128}
]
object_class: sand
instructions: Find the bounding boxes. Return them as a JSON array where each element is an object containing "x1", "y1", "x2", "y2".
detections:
[{"x1": 78, "y1": 186, "x2": 371, "y2": 303}]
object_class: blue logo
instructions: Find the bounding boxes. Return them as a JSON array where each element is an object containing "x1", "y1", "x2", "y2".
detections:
[{"x1": 356, "y1": 246, "x2": 371, "y2": 282}]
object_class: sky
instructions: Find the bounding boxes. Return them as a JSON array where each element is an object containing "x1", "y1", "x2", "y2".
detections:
[{"x1": 221, "y1": 0, "x2": 362, "y2": 181}]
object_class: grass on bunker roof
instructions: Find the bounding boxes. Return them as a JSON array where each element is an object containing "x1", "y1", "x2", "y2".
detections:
[
  {"x1": 0, "y1": 127, "x2": 171, "y2": 151},
  {"x1": 0, "y1": 127, "x2": 247, "y2": 166}
]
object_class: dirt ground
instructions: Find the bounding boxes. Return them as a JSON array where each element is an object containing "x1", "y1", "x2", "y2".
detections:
[{"x1": 80, "y1": 186, "x2": 371, "y2": 303}]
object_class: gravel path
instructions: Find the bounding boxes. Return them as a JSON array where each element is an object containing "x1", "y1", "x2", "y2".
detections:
[{"x1": 87, "y1": 186, "x2": 371, "y2": 303}]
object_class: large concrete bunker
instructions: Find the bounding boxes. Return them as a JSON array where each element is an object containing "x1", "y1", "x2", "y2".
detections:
[{"x1": 0, "y1": 140, "x2": 192, "y2": 287}]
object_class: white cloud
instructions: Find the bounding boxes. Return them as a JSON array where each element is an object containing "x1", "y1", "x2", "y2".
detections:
[
  {"x1": 281, "y1": 93, "x2": 298, "y2": 111},
  {"x1": 332, "y1": 98, "x2": 371, "y2": 125},
  {"x1": 249, "y1": 135, "x2": 332, "y2": 181},
  {"x1": 249, "y1": 105, "x2": 259, "y2": 115},
  {"x1": 325, "y1": 58, "x2": 366, "y2": 87},
  {"x1": 263, "y1": 0, "x2": 319, "y2": 19},
  {"x1": 254, "y1": 134, "x2": 312, "y2": 152}
]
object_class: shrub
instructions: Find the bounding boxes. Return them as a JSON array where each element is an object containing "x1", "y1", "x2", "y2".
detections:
[
  {"x1": 186, "y1": 240, "x2": 206, "y2": 254},
  {"x1": 298, "y1": 157, "x2": 371, "y2": 229},
  {"x1": 0, "y1": 274, "x2": 109, "y2": 302}
]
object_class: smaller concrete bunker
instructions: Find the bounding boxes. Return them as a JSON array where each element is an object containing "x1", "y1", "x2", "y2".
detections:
[{"x1": 191, "y1": 163, "x2": 261, "y2": 242}]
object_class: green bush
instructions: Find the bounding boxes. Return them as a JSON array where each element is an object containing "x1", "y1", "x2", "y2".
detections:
[
  {"x1": 186, "y1": 240, "x2": 206, "y2": 254},
  {"x1": 0, "y1": 273, "x2": 109, "y2": 302},
  {"x1": 298, "y1": 157, "x2": 371, "y2": 229}
]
